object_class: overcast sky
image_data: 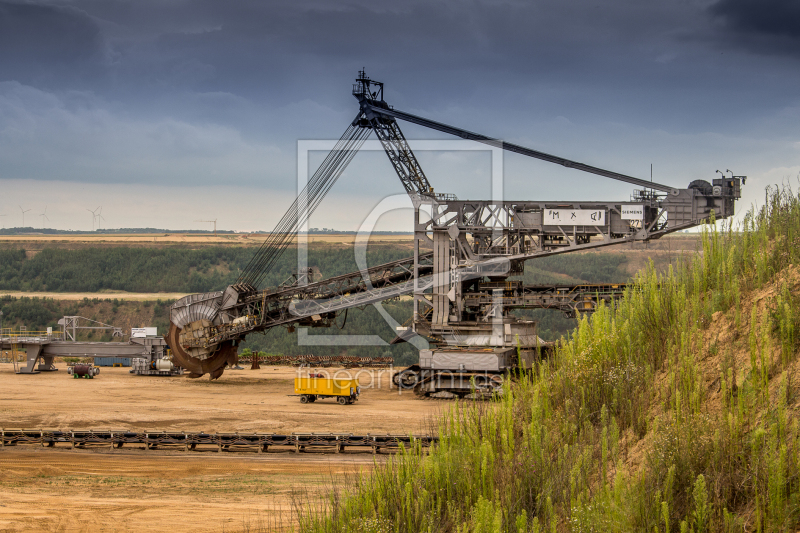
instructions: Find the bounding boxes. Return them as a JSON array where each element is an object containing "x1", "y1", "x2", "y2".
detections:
[{"x1": 1, "y1": 0, "x2": 798, "y2": 232}]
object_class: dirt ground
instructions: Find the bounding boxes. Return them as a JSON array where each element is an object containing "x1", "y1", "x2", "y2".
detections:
[
  {"x1": 0, "y1": 364, "x2": 437, "y2": 433},
  {"x1": 0, "y1": 364, "x2": 441, "y2": 532},
  {"x1": 0, "y1": 449, "x2": 371, "y2": 533}
]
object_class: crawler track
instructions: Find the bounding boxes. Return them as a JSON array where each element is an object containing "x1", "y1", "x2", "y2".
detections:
[{"x1": 1, "y1": 428, "x2": 435, "y2": 455}]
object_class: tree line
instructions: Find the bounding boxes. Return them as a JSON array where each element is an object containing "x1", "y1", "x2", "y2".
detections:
[
  {"x1": 0, "y1": 245, "x2": 630, "y2": 293},
  {"x1": 0, "y1": 245, "x2": 414, "y2": 293}
]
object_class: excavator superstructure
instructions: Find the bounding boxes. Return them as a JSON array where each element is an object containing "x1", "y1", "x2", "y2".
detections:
[{"x1": 166, "y1": 71, "x2": 743, "y2": 393}]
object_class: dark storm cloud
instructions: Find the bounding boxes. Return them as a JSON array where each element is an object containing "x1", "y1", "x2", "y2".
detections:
[
  {"x1": 0, "y1": 0, "x2": 798, "y2": 206},
  {"x1": 712, "y1": 0, "x2": 800, "y2": 38},
  {"x1": 38, "y1": 0, "x2": 741, "y2": 136},
  {"x1": 0, "y1": 0, "x2": 757, "y2": 111},
  {"x1": 0, "y1": 1, "x2": 106, "y2": 86},
  {"x1": 711, "y1": 0, "x2": 800, "y2": 54},
  {"x1": 3, "y1": 0, "x2": 792, "y2": 103},
  {"x1": 23, "y1": 0, "x2": 706, "y2": 99}
]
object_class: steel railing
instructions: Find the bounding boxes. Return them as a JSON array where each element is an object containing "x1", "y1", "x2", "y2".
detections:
[{"x1": 0, "y1": 330, "x2": 61, "y2": 343}]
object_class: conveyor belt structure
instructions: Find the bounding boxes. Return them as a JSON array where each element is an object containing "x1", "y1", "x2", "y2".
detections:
[{"x1": 0, "y1": 428, "x2": 435, "y2": 454}]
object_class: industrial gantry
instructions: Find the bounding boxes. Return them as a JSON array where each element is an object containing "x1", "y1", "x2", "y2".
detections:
[{"x1": 165, "y1": 71, "x2": 743, "y2": 395}]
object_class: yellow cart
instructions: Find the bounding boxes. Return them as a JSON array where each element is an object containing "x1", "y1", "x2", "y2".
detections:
[{"x1": 294, "y1": 374, "x2": 360, "y2": 405}]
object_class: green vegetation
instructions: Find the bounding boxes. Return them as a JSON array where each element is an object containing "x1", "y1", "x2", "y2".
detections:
[
  {"x1": 0, "y1": 244, "x2": 631, "y2": 293},
  {"x1": 0, "y1": 243, "x2": 636, "y2": 354},
  {"x1": 0, "y1": 245, "x2": 416, "y2": 293},
  {"x1": 298, "y1": 186, "x2": 800, "y2": 532},
  {"x1": 517, "y1": 253, "x2": 629, "y2": 285},
  {"x1": 0, "y1": 295, "x2": 67, "y2": 330},
  {"x1": 0, "y1": 295, "x2": 173, "y2": 341}
]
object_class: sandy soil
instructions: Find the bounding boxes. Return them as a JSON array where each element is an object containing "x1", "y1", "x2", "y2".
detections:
[
  {"x1": 0, "y1": 364, "x2": 440, "y2": 532},
  {"x1": 0, "y1": 448, "x2": 373, "y2": 533},
  {"x1": 0, "y1": 364, "x2": 438, "y2": 434}
]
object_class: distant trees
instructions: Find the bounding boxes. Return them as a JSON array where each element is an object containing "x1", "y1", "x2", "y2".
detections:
[
  {"x1": 0, "y1": 295, "x2": 62, "y2": 329},
  {"x1": 0, "y1": 245, "x2": 413, "y2": 293},
  {"x1": 0, "y1": 295, "x2": 173, "y2": 338},
  {"x1": 518, "y1": 253, "x2": 629, "y2": 285}
]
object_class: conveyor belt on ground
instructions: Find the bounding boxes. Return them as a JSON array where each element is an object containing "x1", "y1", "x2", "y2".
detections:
[{"x1": 0, "y1": 428, "x2": 435, "y2": 454}]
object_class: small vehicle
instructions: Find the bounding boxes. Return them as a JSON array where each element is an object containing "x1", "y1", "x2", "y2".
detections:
[
  {"x1": 294, "y1": 373, "x2": 360, "y2": 405},
  {"x1": 68, "y1": 364, "x2": 99, "y2": 379}
]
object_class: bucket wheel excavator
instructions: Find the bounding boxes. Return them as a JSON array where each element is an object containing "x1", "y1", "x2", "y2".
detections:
[{"x1": 166, "y1": 70, "x2": 743, "y2": 387}]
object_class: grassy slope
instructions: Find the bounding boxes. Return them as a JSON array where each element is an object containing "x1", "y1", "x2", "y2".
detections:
[{"x1": 299, "y1": 187, "x2": 800, "y2": 533}]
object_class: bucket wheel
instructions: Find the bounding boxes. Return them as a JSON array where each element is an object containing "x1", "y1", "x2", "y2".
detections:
[{"x1": 166, "y1": 323, "x2": 238, "y2": 380}]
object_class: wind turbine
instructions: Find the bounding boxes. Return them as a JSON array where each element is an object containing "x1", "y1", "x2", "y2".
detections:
[
  {"x1": 87, "y1": 206, "x2": 100, "y2": 231},
  {"x1": 19, "y1": 205, "x2": 31, "y2": 227},
  {"x1": 0, "y1": 214, "x2": 6, "y2": 229},
  {"x1": 195, "y1": 219, "x2": 218, "y2": 237},
  {"x1": 39, "y1": 206, "x2": 50, "y2": 229},
  {"x1": 97, "y1": 208, "x2": 105, "y2": 230}
]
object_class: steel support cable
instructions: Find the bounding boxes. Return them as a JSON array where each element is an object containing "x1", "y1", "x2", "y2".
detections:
[
  {"x1": 239, "y1": 124, "x2": 359, "y2": 284},
  {"x1": 252, "y1": 123, "x2": 367, "y2": 281},
  {"x1": 240, "y1": 122, "x2": 364, "y2": 285},
  {"x1": 255, "y1": 126, "x2": 370, "y2": 286},
  {"x1": 248, "y1": 125, "x2": 371, "y2": 287},
  {"x1": 240, "y1": 122, "x2": 362, "y2": 284},
  {"x1": 239, "y1": 119, "x2": 372, "y2": 288}
]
